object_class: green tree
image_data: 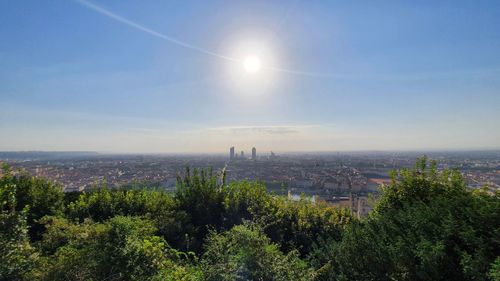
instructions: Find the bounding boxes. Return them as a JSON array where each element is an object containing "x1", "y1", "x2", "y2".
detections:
[
  {"x1": 489, "y1": 257, "x2": 500, "y2": 281},
  {"x1": 0, "y1": 164, "x2": 64, "y2": 240},
  {"x1": 174, "y1": 167, "x2": 227, "y2": 252},
  {"x1": 202, "y1": 224, "x2": 313, "y2": 281},
  {"x1": 310, "y1": 157, "x2": 500, "y2": 281},
  {"x1": 41, "y1": 216, "x2": 194, "y2": 281},
  {"x1": 0, "y1": 164, "x2": 38, "y2": 281},
  {"x1": 259, "y1": 196, "x2": 351, "y2": 256}
]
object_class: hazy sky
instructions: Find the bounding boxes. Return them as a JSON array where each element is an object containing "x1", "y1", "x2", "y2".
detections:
[{"x1": 1, "y1": 0, "x2": 500, "y2": 153}]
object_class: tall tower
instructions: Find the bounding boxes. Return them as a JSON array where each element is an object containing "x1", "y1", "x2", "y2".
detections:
[
  {"x1": 240, "y1": 151, "x2": 244, "y2": 158},
  {"x1": 252, "y1": 147, "x2": 256, "y2": 160},
  {"x1": 230, "y1": 147, "x2": 235, "y2": 160}
]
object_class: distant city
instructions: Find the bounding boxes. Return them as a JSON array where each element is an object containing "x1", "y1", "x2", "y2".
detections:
[{"x1": 2, "y1": 149, "x2": 499, "y2": 213}]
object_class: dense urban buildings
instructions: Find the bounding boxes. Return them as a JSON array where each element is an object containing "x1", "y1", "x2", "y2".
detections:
[{"x1": 2, "y1": 150, "x2": 499, "y2": 214}]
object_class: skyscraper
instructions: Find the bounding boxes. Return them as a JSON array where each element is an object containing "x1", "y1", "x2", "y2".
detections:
[
  {"x1": 240, "y1": 151, "x2": 244, "y2": 158},
  {"x1": 230, "y1": 146, "x2": 235, "y2": 160},
  {"x1": 252, "y1": 147, "x2": 256, "y2": 160}
]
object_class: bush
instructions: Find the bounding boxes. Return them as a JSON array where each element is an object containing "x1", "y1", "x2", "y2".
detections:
[
  {"x1": 202, "y1": 224, "x2": 314, "y2": 281},
  {"x1": 40, "y1": 216, "x2": 195, "y2": 281},
  {"x1": 0, "y1": 167, "x2": 38, "y2": 281},
  {"x1": 1, "y1": 164, "x2": 64, "y2": 240},
  {"x1": 310, "y1": 157, "x2": 500, "y2": 281},
  {"x1": 1, "y1": 159, "x2": 498, "y2": 280}
]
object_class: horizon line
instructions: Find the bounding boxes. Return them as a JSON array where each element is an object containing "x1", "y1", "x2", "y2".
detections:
[{"x1": 1, "y1": 148, "x2": 500, "y2": 155}]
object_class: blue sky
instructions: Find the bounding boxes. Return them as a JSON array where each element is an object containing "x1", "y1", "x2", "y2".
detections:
[{"x1": 1, "y1": 0, "x2": 500, "y2": 152}]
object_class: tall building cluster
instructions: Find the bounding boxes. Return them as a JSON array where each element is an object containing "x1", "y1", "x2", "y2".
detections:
[{"x1": 229, "y1": 146, "x2": 257, "y2": 161}]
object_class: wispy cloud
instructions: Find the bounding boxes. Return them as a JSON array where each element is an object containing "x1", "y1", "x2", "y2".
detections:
[
  {"x1": 74, "y1": 0, "x2": 235, "y2": 62},
  {"x1": 73, "y1": 0, "x2": 349, "y2": 78},
  {"x1": 204, "y1": 124, "x2": 331, "y2": 136}
]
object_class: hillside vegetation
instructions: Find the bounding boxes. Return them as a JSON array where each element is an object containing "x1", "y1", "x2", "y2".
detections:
[{"x1": 1, "y1": 158, "x2": 499, "y2": 281}]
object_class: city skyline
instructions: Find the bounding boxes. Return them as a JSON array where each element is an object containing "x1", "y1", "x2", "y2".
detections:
[
  {"x1": 229, "y1": 146, "x2": 257, "y2": 160},
  {"x1": 1, "y1": 1, "x2": 500, "y2": 153}
]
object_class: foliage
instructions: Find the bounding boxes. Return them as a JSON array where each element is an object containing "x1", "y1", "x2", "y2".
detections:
[
  {"x1": 0, "y1": 159, "x2": 498, "y2": 280},
  {"x1": 67, "y1": 185, "x2": 175, "y2": 222},
  {"x1": 309, "y1": 157, "x2": 500, "y2": 281},
  {"x1": 490, "y1": 257, "x2": 500, "y2": 281},
  {"x1": 202, "y1": 223, "x2": 314, "y2": 281},
  {"x1": 0, "y1": 165, "x2": 38, "y2": 281},
  {"x1": 174, "y1": 168, "x2": 351, "y2": 256},
  {"x1": 260, "y1": 196, "x2": 351, "y2": 256},
  {"x1": 0, "y1": 164, "x2": 64, "y2": 240},
  {"x1": 40, "y1": 216, "x2": 196, "y2": 281},
  {"x1": 223, "y1": 180, "x2": 271, "y2": 227},
  {"x1": 174, "y1": 167, "x2": 227, "y2": 252}
]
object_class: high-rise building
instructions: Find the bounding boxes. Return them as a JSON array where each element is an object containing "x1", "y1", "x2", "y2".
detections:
[
  {"x1": 230, "y1": 147, "x2": 235, "y2": 160},
  {"x1": 240, "y1": 151, "x2": 244, "y2": 158},
  {"x1": 252, "y1": 147, "x2": 256, "y2": 160}
]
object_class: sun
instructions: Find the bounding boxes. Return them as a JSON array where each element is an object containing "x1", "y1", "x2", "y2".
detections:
[{"x1": 242, "y1": 55, "x2": 262, "y2": 73}]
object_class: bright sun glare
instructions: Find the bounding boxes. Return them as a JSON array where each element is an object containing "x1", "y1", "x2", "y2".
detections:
[{"x1": 243, "y1": 55, "x2": 262, "y2": 73}]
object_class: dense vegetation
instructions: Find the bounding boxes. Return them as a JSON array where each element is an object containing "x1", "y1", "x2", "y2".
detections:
[{"x1": 1, "y1": 158, "x2": 499, "y2": 281}]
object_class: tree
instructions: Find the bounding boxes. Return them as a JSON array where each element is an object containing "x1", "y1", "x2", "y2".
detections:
[
  {"x1": 41, "y1": 216, "x2": 195, "y2": 281},
  {"x1": 0, "y1": 164, "x2": 64, "y2": 241},
  {"x1": 258, "y1": 196, "x2": 351, "y2": 256},
  {"x1": 202, "y1": 224, "x2": 313, "y2": 281},
  {"x1": 174, "y1": 167, "x2": 227, "y2": 252},
  {"x1": 310, "y1": 157, "x2": 500, "y2": 281},
  {"x1": 0, "y1": 164, "x2": 38, "y2": 281}
]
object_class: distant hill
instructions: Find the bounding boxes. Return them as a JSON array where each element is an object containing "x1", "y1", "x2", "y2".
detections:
[{"x1": 0, "y1": 151, "x2": 100, "y2": 161}]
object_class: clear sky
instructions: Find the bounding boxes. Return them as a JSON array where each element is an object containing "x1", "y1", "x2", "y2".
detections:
[{"x1": 1, "y1": 0, "x2": 500, "y2": 153}]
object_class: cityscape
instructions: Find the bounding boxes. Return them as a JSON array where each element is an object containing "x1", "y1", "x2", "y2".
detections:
[
  {"x1": 1, "y1": 1, "x2": 499, "y2": 279},
  {"x1": 2, "y1": 149, "x2": 499, "y2": 217}
]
